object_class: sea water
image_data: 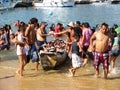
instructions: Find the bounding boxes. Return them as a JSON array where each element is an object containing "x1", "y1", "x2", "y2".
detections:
[{"x1": 0, "y1": 4, "x2": 120, "y2": 28}]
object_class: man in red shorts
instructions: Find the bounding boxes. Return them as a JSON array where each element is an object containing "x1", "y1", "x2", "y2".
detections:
[{"x1": 89, "y1": 23, "x2": 113, "y2": 79}]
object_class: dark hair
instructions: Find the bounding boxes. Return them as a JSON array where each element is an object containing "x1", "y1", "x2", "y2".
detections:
[
  {"x1": 74, "y1": 26, "x2": 82, "y2": 37},
  {"x1": 57, "y1": 23, "x2": 62, "y2": 26},
  {"x1": 4, "y1": 24, "x2": 11, "y2": 30},
  {"x1": 49, "y1": 27, "x2": 54, "y2": 31},
  {"x1": 113, "y1": 24, "x2": 118, "y2": 29},
  {"x1": 111, "y1": 29, "x2": 117, "y2": 37},
  {"x1": 30, "y1": 18, "x2": 38, "y2": 24},
  {"x1": 101, "y1": 22, "x2": 108, "y2": 28},
  {"x1": 91, "y1": 27, "x2": 95, "y2": 33},
  {"x1": 76, "y1": 21, "x2": 81, "y2": 25},
  {"x1": 82, "y1": 22, "x2": 90, "y2": 28},
  {"x1": 20, "y1": 21, "x2": 25, "y2": 26},
  {"x1": 66, "y1": 32, "x2": 70, "y2": 38}
]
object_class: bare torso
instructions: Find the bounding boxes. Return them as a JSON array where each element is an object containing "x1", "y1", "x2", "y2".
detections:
[
  {"x1": 95, "y1": 31, "x2": 109, "y2": 53},
  {"x1": 36, "y1": 28, "x2": 46, "y2": 42},
  {"x1": 25, "y1": 25, "x2": 36, "y2": 44}
]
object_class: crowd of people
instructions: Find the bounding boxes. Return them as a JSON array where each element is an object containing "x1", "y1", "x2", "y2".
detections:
[{"x1": 0, "y1": 17, "x2": 120, "y2": 79}]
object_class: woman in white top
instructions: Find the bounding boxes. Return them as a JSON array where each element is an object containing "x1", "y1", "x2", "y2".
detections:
[{"x1": 11, "y1": 26, "x2": 27, "y2": 77}]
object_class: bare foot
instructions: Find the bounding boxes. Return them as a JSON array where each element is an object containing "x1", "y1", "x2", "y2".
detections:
[
  {"x1": 93, "y1": 74, "x2": 101, "y2": 78},
  {"x1": 15, "y1": 70, "x2": 20, "y2": 76},
  {"x1": 69, "y1": 69, "x2": 74, "y2": 77},
  {"x1": 67, "y1": 74, "x2": 73, "y2": 77},
  {"x1": 19, "y1": 75, "x2": 23, "y2": 78}
]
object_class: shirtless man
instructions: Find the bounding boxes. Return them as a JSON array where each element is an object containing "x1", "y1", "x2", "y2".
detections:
[
  {"x1": 90, "y1": 23, "x2": 112, "y2": 79},
  {"x1": 25, "y1": 18, "x2": 39, "y2": 71},
  {"x1": 55, "y1": 22, "x2": 75, "y2": 41},
  {"x1": 36, "y1": 22, "x2": 50, "y2": 48}
]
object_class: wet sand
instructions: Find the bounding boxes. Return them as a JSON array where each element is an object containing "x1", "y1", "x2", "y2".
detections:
[{"x1": 0, "y1": 48, "x2": 120, "y2": 90}]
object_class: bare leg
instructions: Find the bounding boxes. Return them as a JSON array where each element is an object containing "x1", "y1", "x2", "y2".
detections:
[
  {"x1": 35, "y1": 62, "x2": 39, "y2": 71},
  {"x1": 16, "y1": 55, "x2": 25, "y2": 77},
  {"x1": 95, "y1": 69, "x2": 99, "y2": 78},
  {"x1": 69, "y1": 67, "x2": 79, "y2": 77},
  {"x1": 69, "y1": 69, "x2": 73, "y2": 76},
  {"x1": 104, "y1": 67, "x2": 108, "y2": 79},
  {"x1": 109, "y1": 55, "x2": 117, "y2": 73},
  {"x1": 23, "y1": 54, "x2": 27, "y2": 70},
  {"x1": 82, "y1": 58, "x2": 88, "y2": 67}
]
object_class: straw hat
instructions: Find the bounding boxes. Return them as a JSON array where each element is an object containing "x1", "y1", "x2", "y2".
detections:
[{"x1": 67, "y1": 22, "x2": 75, "y2": 28}]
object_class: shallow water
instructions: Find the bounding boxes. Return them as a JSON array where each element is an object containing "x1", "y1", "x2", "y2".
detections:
[{"x1": 0, "y1": 48, "x2": 120, "y2": 90}]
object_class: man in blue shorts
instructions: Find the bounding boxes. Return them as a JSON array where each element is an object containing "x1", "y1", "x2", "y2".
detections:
[{"x1": 25, "y1": 18, "x2": 39, "y2": 71}]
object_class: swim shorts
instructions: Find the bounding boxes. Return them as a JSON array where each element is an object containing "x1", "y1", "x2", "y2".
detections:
[{"x1": 93, "y1": 51, "x2": 109, "y2": 70}]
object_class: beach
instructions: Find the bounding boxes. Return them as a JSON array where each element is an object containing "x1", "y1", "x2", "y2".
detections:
[
  {"x1": 0, "y1": 47, "x2": 120, "y2": 90},
  {"x1": 1, "y1": 4, "x2": 120, "y2": 90}
]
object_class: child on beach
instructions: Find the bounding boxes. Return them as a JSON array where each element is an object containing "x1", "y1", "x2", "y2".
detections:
[{"x1": 68, "y1": 34, "x2": 83, "y2": 77}]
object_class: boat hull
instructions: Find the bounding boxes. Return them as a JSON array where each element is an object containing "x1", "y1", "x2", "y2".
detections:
[
  {"x1": 0, "y1": 0, "x2": 21, "y2": 10},
  {"x1": 40, "y1": 52, "x2": 68, "y2": 70},
  {"x1": 33, "y1": 2, "x2": 74, "y2": 7}
]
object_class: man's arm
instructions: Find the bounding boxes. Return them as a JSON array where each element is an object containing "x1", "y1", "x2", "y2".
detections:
[
  {"x1": 25, "y1": 25, "x2": 30, "y2": 37},
  {"x1": 55, "y1": 29, "x2": 69, "y2": 35},
  {"x1": 89, "y1": 32, "x2": 97, "y2": 51},
  {"x1": 37, "y1": 29, "x2": 50, "y2": 36}
]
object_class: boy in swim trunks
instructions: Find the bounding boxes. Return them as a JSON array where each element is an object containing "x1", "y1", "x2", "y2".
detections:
[{"x1": 68, "y1": 34, "x2": 82, "y2": 77}]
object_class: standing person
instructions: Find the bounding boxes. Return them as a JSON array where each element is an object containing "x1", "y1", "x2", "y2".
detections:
[
  {"x1": 90, "y1": 23, "x2": 112, "y2": 79},
  {"x1": 4, "y1": 24, "x2": 13, "y2": 49},
  {"x1": 14, "y1": 20, "x2": 20, "y2": 28},
  {"x1": 10, "y1": 31, "x2": 27, "y2": 77},
  {"x1": 36, "y1": 22, "x2": 50, "y2": 48},
  {"x1": 55, "y1": 22, "x2": 75, "y2": 41},
  {"x1": 75, "y1": 21, "x2": 83, "y2": 30},
  {"x1": 50, "y1": 23, "x2": 55, "y2": 32},
  {"x1": 68, "y1": 34, "x2": 82, "y2": 77},
  {"x1": 55, "y1": 23, "x2": 63, "y2": 38},
  {"x1": 0, "y1": 27, "x2": 10, "y2": 50},
  {"x1": 109, "y1": 30, "x2": 120, "y2": 74},
  {"x1": 48, "y1": 26, "x2": 55, "y2": 41},
  {"x1": 82, "y1": 22, "x2": 93, "y2": 66},
  {"x1": 25, "y1": 18, "x2": 39, "y2": 71}
]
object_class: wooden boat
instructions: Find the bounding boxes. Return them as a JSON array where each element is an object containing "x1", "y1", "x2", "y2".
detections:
[{"x1": 39, "y1": 51, "x2": 68, "y2": 70}]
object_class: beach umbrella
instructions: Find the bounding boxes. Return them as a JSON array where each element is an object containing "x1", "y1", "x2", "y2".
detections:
[{"x1": 115, "y1": 27, "x2": 120, "y2": 34}]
